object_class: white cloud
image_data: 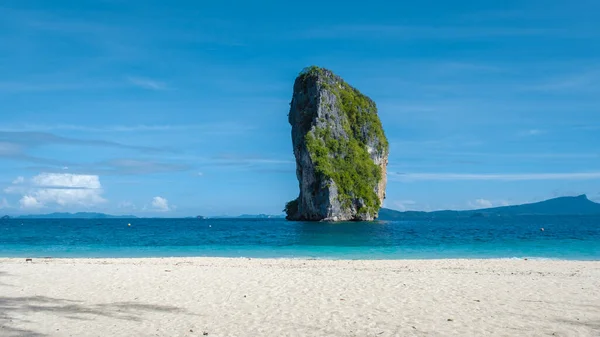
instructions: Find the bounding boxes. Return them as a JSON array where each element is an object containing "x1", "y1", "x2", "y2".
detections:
[
  {"x1": 151, "y1": 196, "x2": 170, "y2": 212},
  {"x1": 471, "y1": 199, "x2": 493, "y2": 208},
  {"x1": 6, "y1": 173, "x2": 106, "y2": 209},
  {"x1": 467, "y1": 199, "x2": 511, "y2": 209},
  {"x1": 0, "y1": 198, "x2": 9, "y2": 209},
  {"x1": 391, "y1": 172, "x2": 600, "y2": 182},
  {"x1": 4, "y1": 176, "x2": 27, "y2": 194},
  {"x1": 197, "y1": 172, "x2": 204, "y2": 176},
  {"x1": 475, "y1": 199, "x2": 493, "y2": 208},
  {"x1": 20, "y1": 195, "x2": 42, "y2": 209},
  {"x1": 127, "y1": 76, "x2": 168, "y2": 91},
  {"x1": 31, "y1": 188, "x2": 105, "y2": 207},
  {"x1": 4, "y1": 176, "x2": 25, "y2": 194},
  {"x1": 3, "y1": 186, "x2": 21, "y2": 194},
  {"x1": 31, "y1": 173, "x2": 102, "y2": 189}
]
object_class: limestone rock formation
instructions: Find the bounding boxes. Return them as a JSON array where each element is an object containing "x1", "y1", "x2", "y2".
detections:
[{"x1": 285, "y1": 66, "x2": 389, "y2": 221}]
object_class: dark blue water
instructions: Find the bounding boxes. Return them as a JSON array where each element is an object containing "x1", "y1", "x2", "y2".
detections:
[{"x1": 1, "y1": 216, "x2": 599, "y2": 259}]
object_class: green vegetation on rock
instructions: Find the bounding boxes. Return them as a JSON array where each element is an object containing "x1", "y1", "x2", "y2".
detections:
[
  {"x1": 290, "y1": 66, "x2": 388, "y2": 217},
  {"x1": 298, "y1": 66, "x2": 388, "y2": 152},
  {"x1": 283, "y1": 198, "x2": 299, "y2": 215}
]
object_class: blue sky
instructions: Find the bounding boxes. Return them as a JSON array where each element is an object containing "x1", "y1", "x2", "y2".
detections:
[{"x1": 1, "y1": 0, "x2": 599, "y2": 216}]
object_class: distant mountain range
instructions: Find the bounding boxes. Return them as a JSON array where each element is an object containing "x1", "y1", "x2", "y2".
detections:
[
  {"x1": 378, "y1": 195, "x2": 600, "y2": 220},
  {"x1": 5, "y1": 195, "x2": 598, "y2": 220}
]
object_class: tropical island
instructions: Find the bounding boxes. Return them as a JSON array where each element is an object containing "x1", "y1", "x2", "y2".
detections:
[{"x1": 284, "y1": 66, "x2": 389, "y2": 222}]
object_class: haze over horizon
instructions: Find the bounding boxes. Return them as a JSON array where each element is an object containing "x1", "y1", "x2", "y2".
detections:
[{"x1": 1, "y1": 0, "x2": 600, "y2": 217}]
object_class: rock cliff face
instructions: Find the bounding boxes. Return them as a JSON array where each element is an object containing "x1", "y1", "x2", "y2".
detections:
[{"x1": 285, "y1": 66, "x2": 389, "y2": 221}]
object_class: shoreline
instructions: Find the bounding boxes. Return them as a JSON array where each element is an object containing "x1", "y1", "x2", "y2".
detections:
[
  {"x1": 2, "y1": 255, "x2": 600, "y2": 261},
  {"x1": 3, "y1": 256, "x2": 600, "y2": 269}
]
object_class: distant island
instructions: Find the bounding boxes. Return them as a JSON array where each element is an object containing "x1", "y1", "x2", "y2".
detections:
[
  {"x1": 378, "y1": 195, "x2": 600, "y2": 220},
  {"x1": 10, "y1": 195, "x2": 599, "y2": 220}
]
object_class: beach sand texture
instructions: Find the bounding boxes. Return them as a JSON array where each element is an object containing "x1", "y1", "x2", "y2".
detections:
[{"x1": 1, "y1": 258, "x2": 599, "y2": 336}]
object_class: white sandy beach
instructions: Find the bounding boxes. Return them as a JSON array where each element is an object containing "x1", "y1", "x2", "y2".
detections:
[{"x1": 1, "y1": 258, "x2": 599, "y2": 337}]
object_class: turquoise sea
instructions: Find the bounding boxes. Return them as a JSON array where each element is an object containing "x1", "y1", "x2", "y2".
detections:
[{"x1": 1, "y1": 216, "x2": 599, "y2": 260}]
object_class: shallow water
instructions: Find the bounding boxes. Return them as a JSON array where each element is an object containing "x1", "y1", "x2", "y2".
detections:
[{"x1": 1, "y1": 216, "x2": 599, "y2": 259}]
